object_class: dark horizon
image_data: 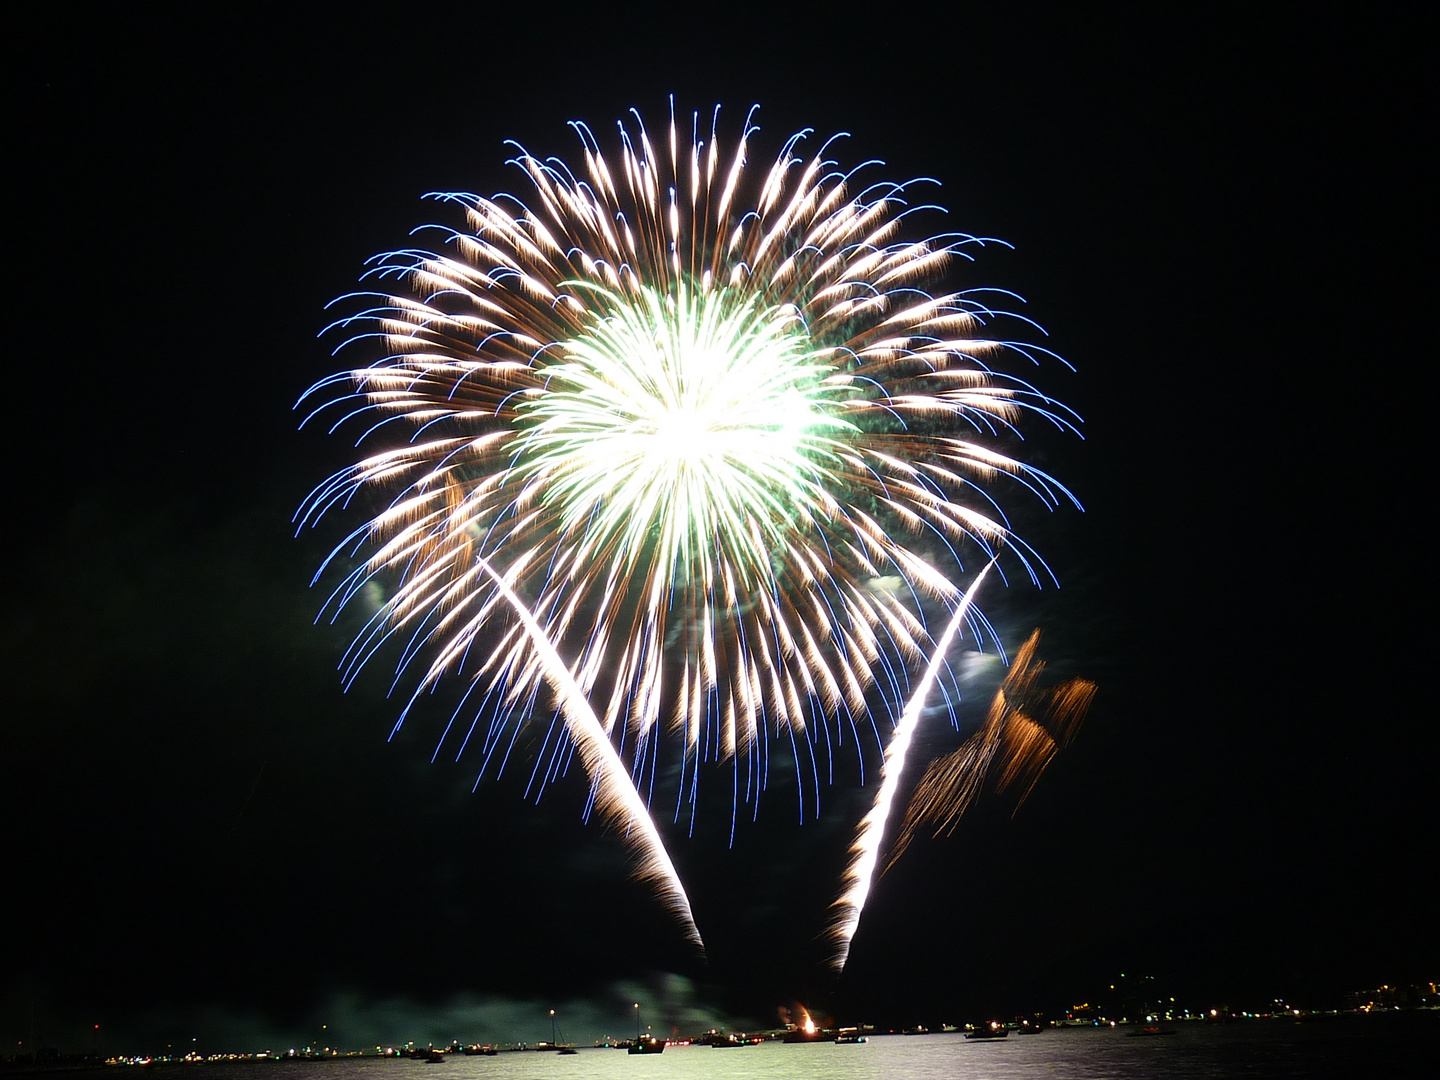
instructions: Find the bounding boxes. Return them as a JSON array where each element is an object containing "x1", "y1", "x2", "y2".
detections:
[{"x1": 4, "y1": 3, "x2": 1430, "y2": 1060}]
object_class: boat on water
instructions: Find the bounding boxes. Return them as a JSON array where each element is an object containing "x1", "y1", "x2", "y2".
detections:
[
  {"x1": 965, "y1": 1022, "x2": 1009, "y2": 1040},
  {"x1": 543, "y1": 1012, "x2": 579, "y2": 1054},
  {"x1": 627, "y1": 1035, "x2": 665, "y2": 1055},
  {"x1": 1017, "y1": 1020, "x2": 1047, "y2": 1035},
  {"x1": 783, "y1": 1028, "x2": 823, "y2": 1043},
  {"x1": 834, "y1": 1034, "x2": 868, "y2": 1044},
  {"x1": 1126, "y1": 1025, "x2": 1177, "y2": 1037},
  {"x1": 423, "y1": 1050, "x2": 446, "y2": 1063},
  {"x1": 705, "y1": 1032, "x2": 754, "y2": 1048}
]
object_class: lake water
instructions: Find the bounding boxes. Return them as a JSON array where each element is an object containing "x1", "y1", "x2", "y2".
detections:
[{"x1": 162, "y1": 1015, "x2": 1435, "y2": 1080}]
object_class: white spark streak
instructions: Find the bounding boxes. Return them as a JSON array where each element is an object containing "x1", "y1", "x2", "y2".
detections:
[
  {"x1": 472, "y1": 555, "x2": 704, "y2": 950},
  {"x1": 826, "y1": 559, "x2": 996, "y2": 970}
]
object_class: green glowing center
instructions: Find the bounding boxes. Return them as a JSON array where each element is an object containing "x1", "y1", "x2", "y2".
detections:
[{"x1": 516, "y1": 282, "x2": 853, "y2": 586}]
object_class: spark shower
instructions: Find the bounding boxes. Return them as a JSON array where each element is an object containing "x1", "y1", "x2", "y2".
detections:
[{"x1": 296, "y1": 101, "x2": 1082, "y2": 962}]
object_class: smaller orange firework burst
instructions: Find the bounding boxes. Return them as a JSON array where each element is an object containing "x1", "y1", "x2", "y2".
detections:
[{"x1": 887, "y1": 629, "x2": 1095, "y2": 869}]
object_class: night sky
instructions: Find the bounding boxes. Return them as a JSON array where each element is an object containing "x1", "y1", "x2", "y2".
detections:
[{"x1": 5, "y1": 3, "x2": 1431, "y2": 1055}]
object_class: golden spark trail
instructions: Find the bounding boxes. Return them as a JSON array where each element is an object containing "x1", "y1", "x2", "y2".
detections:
[
  {"x1": 826, "y1": 560, "x2": 995, "y2": 970},
  {"x1": 887, "y1": 629, "x2": 1096, "y2": 867}
]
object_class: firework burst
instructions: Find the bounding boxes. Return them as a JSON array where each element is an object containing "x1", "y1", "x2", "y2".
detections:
[
  {"x1": 889, "y1": 628, "x2": 1097, "y2": 866},
  {"x1": 296, "y1": 101, "x2": 1079, "y2": 841}
]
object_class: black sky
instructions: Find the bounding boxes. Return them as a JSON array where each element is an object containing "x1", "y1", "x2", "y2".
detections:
[{"x1": 3, "y1": 2, "x2": 1431, "y2": 1054}]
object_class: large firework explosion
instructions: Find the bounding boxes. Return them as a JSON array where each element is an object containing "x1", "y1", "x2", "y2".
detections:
[{"x1": 297, "y1": 102, "x2": 1079, "y2": 903}]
